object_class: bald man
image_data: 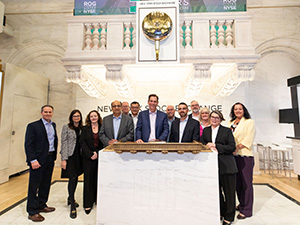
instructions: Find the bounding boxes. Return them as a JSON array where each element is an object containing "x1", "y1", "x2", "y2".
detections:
[
  {"x1": 121, "y1": 101, "x2": 130, "y2": 115},
  {"x1": 166, "y1": 105, "x2": 179, "y2": 142}
]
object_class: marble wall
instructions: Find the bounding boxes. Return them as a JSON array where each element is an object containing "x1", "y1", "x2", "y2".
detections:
[{"x1": 0, "y1": 63, "x2": 49, "y2": 183}]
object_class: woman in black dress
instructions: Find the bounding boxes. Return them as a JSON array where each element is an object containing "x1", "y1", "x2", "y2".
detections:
[
  {"x1": 60, "y1": 109, "x2": 83, "y2": 219},
  {"x1": 80, "y1": 110, "x2": 103, "y2": 214}
]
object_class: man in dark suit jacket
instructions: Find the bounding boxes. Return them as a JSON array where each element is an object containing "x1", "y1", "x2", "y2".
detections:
[
  {"x1": 166, "y1": 105, "x2": 179, "y2": 142},
  {"x1": 169, "y1": 102, "x2": 200, "y2": 143},
  {"x1": 200, "y1": 110, "x2": 237, "y2": 225},
  {"x1": 136, "y1": 94, "x2": 169, "y2": 143},
  {"x1": 100, "y1": 100, "x2": 134, "y2": 147},
  {"x1": 24, "y1": 105, "x2": 58, "y2": 222},
  {"x1": 188, "y1": 100, "x2": 200, "y2": 121}
]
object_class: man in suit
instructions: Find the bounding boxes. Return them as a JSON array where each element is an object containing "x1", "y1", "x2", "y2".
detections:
[
  {"x1": 169, "y1": 102, "x2": 200, "y2": 143},
  {"x1": 166, "y1": 105, "x2": 179, "y2": 142},
  {"x1": 24, "y1": 105, "x2": 58, "y2": 222},
  {"x1": 130, "y1": 101, "x2": 140, "y2": 141},
  {"x1": 100, "y1": 100, "x2": 134, "y2": 147},
  {"x1": 189, "y1": 100, "x2": 200, "y2": 121},
  {"x1": 121, "y1": 101, "x2": 130, "y2": 116},
  {"x1": 136, "y1": 94, "x2": 169, "y2": 143}
]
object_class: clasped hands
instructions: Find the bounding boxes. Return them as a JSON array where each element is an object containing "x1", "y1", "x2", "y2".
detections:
[{"x1": 206, "y1": 142, "x2": 218, "y2": 152}]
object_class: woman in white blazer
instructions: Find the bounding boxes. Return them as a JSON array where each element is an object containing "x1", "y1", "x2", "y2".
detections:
[
  {"x1": 229, "y1": 102, "x2": 255, "y2": 220},
  {"x1": 60, "y1": 109, "x2": 83, "y2": 219}
]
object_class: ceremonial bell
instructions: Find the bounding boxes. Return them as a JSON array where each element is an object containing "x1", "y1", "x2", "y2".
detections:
[{"x1": 142, "y1": 11, "x2": 173, "y2": 61}]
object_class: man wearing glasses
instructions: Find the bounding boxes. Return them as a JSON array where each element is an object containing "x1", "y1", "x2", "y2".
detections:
[
  {"x1": 121, "y1": 101, "x2": 130, "y2": 115},
  {"x1": 169, "y1": 102, "x2": 200, "y2": 143},
  {"x1": 189, "y1": 100, "x2": 201, "y2": 121},
  {"x1": 130, "y1": 101, "x2": 140, "y2": 141},
  {"x1": 99, "y1": 100, "x2": 134, "y2": 147}
]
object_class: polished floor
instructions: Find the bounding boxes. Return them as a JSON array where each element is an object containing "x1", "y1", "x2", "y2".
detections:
[{"x1": 0, "y1": 168, "x2": 300, "y2": 225}]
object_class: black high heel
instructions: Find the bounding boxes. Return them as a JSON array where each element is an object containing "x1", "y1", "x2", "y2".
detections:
[
  {"x1": 84, "y1": 208, "x2": 91, "y2": 215},
  {"x1": 70, "y1": 209, "x2": 77, "y2": 219}
]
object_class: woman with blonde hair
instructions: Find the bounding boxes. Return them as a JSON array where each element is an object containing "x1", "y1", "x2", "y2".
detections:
[{"x1": 199, "y1": 107, "x2": 211, "y2": 137}]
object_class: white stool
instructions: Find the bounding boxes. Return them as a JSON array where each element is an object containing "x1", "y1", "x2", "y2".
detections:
[
  {"x1": 256, "y1": 143, "x2": 268, "y2": 173},
  {"x1": 268, "y1": 145, "x2": 292, "y2": 180}
]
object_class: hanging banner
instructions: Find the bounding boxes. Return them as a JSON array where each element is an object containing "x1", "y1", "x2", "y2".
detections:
[{"x1": 74, "y1": 0, "x2": 247, "y2": 16}]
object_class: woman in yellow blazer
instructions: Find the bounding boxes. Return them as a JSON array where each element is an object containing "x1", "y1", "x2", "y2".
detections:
[{"x1": 229, "y1": 102, "x2": 255, "y2": 220}]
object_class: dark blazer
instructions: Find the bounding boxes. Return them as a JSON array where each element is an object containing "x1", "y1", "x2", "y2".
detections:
[
  {"x1": 80, "y1": 125, "x2": 103, "y2": 159},
  {"x1": 99, "y1": 114, "x2": 134, "y2": 147},
  {"x1": 24, "y1": 119, "x2": 58, "y2": 166},
  {"x1": 200, "y1": 125, "x2": 238, "y2": 175},
  {"x1": 136, "y1": 110, "x2": 169, "y2": 142},
  {"x1": 188, "y1": 113, "x2": 200, "y2": 120},
  {"x1": 169, "y1": 117, "x2": 200, "y2": 142}
]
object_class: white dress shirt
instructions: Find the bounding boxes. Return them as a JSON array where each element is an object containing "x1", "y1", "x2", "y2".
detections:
[
  {"x1": 211, "y1": 125, "x2": 220, "y2": 144},
  {"x1": 149, "y1": 110, "x2": 157, "y2": 141},
  {"x1": 179, "y1": 117, "x2": 188, "y2": 143}
]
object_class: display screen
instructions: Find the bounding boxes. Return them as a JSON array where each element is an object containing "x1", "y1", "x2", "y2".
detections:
[{"x1": 74, "y1": 0, "x2": 247, "y2": 15}]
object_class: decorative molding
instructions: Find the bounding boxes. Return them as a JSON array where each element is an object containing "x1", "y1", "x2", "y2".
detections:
[
  {"x1": 256, "y1": 37, "x2": 300, "y2": 61},
  {"x1": 184, "y1": 63, "x2": 212, "y2": 98},
  {"x1": 105, "y1": 64, "x2": 123, "y2": 81},
  {"x1": 65, "y1": 65, "x2": 82, "y2": 83},
  {"x1": 185, "y1": 78, "x2": 204, "y2": 98},
  {"x1": 7, "y1": 40, "x2": 65, "y2": 68},
  {"x1": 65, "y1": 65, "x2": 106, "y2": 99},
  {"x1": 105, "y1": 64, "x2": 134, "y2": 98},
  {"x1": 193, "y1": 63, "x2": 212, "y2": 80},
  {"x1": 235, "y1": 63, "x2": 256, "y2": 81},
  {"x1": 113, "y1": 78, "x2": 134, "y2": 98},
  {"x1": 212, "y1": 65, "x2": 240, "y2": 97},
  {"x1": 212, "y1": 62, "x2": 256, "y2": 96}
]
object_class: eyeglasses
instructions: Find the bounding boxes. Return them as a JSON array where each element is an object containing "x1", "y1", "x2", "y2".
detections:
[
  {"x1": 211, "y1": 116, "x2": 220, "y2": 120},
  {"x1": 73, "y1": 115, "x2": 81, "y2": 118},
  {"x1": 112, "y1": 105, "x2": 121, "y2": 108}
]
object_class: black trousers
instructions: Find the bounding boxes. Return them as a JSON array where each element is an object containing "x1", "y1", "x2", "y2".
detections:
[
  {"x1": 82, "y1": 158, "x2": 98, "y2": 208},
  {"x1": 27, "y1": 154, "x2": 55, "y2": 216},
  {"x1": 219, "y1": 173, "x2": 236, "y2": 222}
]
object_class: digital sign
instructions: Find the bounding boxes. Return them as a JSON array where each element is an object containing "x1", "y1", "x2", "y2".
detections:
[{"x1": 74, "y1": 0, "x2": 247, "y2": 15}]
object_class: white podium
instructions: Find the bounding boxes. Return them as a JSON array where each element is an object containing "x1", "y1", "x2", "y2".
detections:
[{"x1": 97, "y1": 146, "x2": 219, "y2": 225}]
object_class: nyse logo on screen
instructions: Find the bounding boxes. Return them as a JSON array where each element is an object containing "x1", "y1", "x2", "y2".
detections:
[
  {"x1": 84, "y1": 1, "x2": 96, "y2": 14},
  {"x1": 223, "y1": 0, "x2": 237, "y2": 10}
]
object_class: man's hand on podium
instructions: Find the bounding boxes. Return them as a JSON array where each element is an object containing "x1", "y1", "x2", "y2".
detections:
[{"x1": 136, "y1": 139, "x2": 144, "y2": 144}]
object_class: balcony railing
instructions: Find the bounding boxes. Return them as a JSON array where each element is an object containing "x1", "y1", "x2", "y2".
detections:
[{"x1": 62, "y1": 12, "x2": 259, "y2": 99}]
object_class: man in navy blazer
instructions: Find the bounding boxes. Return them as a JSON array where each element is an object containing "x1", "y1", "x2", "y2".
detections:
[
  {"x1": 24, "y1": 105, "x2": 58, "y2": 222},
  {"x1": 169, "y1": 102, "x2": 200, "y2": 143},
  {"x1": 136, "y1": 94, "x2": 169, "y2": 143}
]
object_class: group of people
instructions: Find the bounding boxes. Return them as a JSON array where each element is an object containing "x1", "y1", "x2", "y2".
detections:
[{"x1": 24, "y1": 94, "x2": 255, "y2": 225}]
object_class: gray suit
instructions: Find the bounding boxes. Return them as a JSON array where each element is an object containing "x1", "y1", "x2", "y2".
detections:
[{"x1": 99, "y1": 114, "x2": 134, "y2": 147}]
